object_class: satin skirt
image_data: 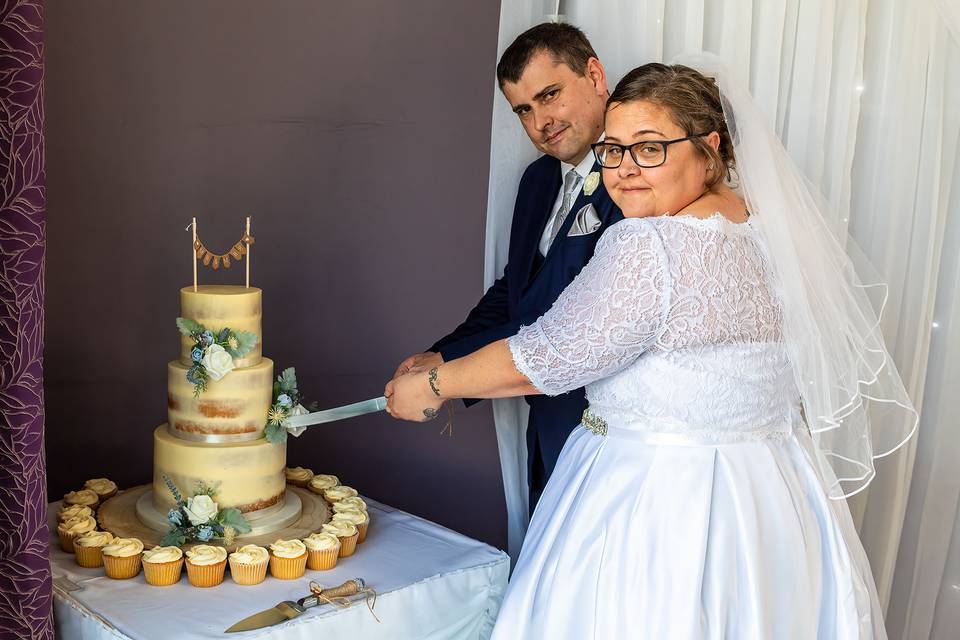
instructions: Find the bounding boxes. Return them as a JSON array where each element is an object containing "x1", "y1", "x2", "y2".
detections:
[{"x1": 490, "y1": 425, "x2": 886, "y2": 640}]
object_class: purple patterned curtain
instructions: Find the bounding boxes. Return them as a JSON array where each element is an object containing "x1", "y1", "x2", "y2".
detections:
[{"x1": 0, "y1": 1, "x2": 51, "y2": 638}]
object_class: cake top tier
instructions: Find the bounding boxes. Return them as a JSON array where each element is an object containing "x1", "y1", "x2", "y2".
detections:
[{"x1": 179, "y1": 285, "x2": 263, "y2": 368}]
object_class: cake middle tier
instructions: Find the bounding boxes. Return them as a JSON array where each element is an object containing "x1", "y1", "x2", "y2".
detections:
[
  {"x1": 168, "y1": 357, "x2": 273, "y2": 442},
  {"x1": 152, "y1": 425, "x2": 286, "y2": 514}
]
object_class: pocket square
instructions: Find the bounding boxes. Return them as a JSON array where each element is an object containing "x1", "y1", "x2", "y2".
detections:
[{"x1": 567, "y1": 203, "x2": 602, "y2": 236}]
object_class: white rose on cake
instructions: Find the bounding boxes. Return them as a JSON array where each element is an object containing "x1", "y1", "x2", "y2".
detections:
[
  {"x1": 201, "y1": 344, "x2": 235, "y2": 381},
  {"x1": 184, "y1": 494, "x2": 219, "y2": 526}
]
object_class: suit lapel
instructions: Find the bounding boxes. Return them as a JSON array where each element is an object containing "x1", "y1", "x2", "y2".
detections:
[{"x1": 519, "y1": 159, "x2": 562, "y2": 286}]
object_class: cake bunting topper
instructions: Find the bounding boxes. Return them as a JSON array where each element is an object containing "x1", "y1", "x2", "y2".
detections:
[{"x1": 189, "y1": 216, "x2": 254, "y2": 290}]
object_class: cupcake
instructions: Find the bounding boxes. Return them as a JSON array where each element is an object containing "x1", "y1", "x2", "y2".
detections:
[
  {"x1": 185, "y1": 545, "x2": 228, "y2": 587},
  {"x1": 63, "y1": 489, "x2": 100, "y2": 510},
  {"x1": 57, "y1": 515, "x2": 97, "y2": 553},
  {"x1": 57, "y1": 504, "x2": 93, "y2": 524},
  {"x1": 73, "y1": 530, "x2": 115, "y2": 568},
  {"x1": 322, "y1": 485, "x2": 358, "y2": 504},
  {"x1": 307, "y1": 474, "x2": 339, "y2": 495},
  {"x1": 303, "y1": 532, "x2": 340, "y2": 570},
  {"x1": 269, "y1": 539, "x2": 308, "y2": 579},
  {"x1": 228, "y1": 544, "x2": 269, "y2": 586},
  {"x1": 321, "y1": 521, "x2": 359, "y2": 558},
  {"x1": 333, "y1": 496, "x2": 367, "y2": 512},
  {"x1": 84, "y1": 477, "x2": 118, "y2": 501},
  {"x1": 142, "y1": 546, "x2": 184, "y2": 586},
  {"x1": 332, "y1": 508, "x2": 370, "y2": 543},
  {"x1": 101, "y1": 538, "x2": 144, "y2": 579},
  {"x1": 285, "y1": 467, "x2": 314, "y2": 488}
]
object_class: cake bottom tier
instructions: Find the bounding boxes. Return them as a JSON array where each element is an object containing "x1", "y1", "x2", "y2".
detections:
[{"x1": 152, "y1": 425, "x2": 286, "y2": 514}]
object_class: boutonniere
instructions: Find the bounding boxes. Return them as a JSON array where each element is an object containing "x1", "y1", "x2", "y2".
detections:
[{"x1": 583, "y1": 171, "x2": 601, "y2": 196}]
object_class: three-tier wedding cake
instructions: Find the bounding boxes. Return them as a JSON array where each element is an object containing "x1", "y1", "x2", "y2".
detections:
[{"x1": 134, "y1": 284, "x2": 303, "y2": 535}]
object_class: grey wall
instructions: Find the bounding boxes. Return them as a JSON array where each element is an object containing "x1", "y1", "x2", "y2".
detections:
[{"x1": 44, "y1": 1, "x2": 506, "y2": 549}]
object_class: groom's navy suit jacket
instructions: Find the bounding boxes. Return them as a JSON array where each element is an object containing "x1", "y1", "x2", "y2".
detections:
[{"x1": 430, "y1": 154, "x2": 623, "y2": 510}]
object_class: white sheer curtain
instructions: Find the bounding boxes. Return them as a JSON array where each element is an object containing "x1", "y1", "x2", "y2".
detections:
[{"x1": 485, "y1": 0, "x2": 959, "y2": 635}]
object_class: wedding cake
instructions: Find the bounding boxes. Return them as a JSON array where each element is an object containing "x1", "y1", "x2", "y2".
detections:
[{"x1": 135, "y1": 284, "x2": 302, "y2": 534}]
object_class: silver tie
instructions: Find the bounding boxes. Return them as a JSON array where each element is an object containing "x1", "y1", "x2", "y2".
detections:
[{"x1": 546, "y1": 169, "x2": 583, "y2": 250}]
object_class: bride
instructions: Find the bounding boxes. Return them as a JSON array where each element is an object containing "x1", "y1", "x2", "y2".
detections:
[{"x1": 386, "y1": 56, "x2": 917, "y2": 639}]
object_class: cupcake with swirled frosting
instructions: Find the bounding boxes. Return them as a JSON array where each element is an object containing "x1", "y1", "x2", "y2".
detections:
[
  {"x1": 228, "y1": 544, "x2": 269, "y2": 586},
  {"x1": 57, "y1": 515, "x2": 98, "y2": 553},
  {"x1": 322, "y1": 485, "x2": 359, "y2": 504},
  {"x1": 321, "y1": 520, "x2": 359, "y2": 558},
  {"x1": 57, "y1": 503, "x2": 93, "y2": 524},
  {"x1": 83, "y1": 477, "x2": 118, "y2": 501},
  {"x1": 303, "y1": 532, "x2": 341, "y2": 570},
  {"x1": 307, "y1": 474, "x2": 339, "y2": 495},
  {"x1": 63, "y1": 489, "x2": 100, "y2": 510},
  {"x1": 332, "y1": 508, "x2": 370, "y2": 544},
  {"x1": 332, "y1": 496, "x2": 367, "y2": 512},
  {"x1": 142, "y1": 546, "x2": 184, "y2": 586},
  {"x1": 73, "y1": 530, "x2": 115, "y2": 568},
  {"x1": 269, "y1": 539, "x2": 308, "y2": 579},
  {"x1": 101, "y1": 537, "x2": 144, "y2": 579},
  {"x1": 185, "y1": 545, "x2": 228, "y2": 587},
  {"x1": 285, "y1": 466, "x2": 314, "y2": 488}
]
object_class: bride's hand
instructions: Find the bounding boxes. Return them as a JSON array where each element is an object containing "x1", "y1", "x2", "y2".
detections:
[{"x1": 384, "y1": 370, "x2": 444, "y2": 422}]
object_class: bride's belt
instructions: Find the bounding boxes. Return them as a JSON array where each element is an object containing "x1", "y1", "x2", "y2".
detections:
[{"x1": 582, "y1": 408, "x2": 793, "y2": 446}]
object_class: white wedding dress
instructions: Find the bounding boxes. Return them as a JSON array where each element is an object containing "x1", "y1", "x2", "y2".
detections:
[{"x1": 491, "y1": 214, "x2": 887, "y2": 639}]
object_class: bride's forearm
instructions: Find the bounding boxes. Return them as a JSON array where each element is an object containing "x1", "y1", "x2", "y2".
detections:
[{"x1": 433, "y1": 339, "x2": 539, "y2": 400}]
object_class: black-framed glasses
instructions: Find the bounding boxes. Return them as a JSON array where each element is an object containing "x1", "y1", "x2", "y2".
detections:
[{"x1": 591, "y1": 133, "x2": 712, "y2": 169}]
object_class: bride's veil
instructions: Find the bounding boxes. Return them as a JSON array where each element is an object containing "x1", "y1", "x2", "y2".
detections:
[{"x1": 675, "y1": 53, "x2": 918, "y2": 499}]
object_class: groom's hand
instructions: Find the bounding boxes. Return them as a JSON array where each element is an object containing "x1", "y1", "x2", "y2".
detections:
[
  {"x1": 384, "y1": 371, "x2": 445, "y2": 422},
  {"x1": 392, "y1": 351, "x2": 443, "y2": 380}
]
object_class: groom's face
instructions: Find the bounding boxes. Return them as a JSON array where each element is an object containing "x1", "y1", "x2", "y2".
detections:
[{"x1": 502, "y1": 51, "x2": 607, "y2": 165}]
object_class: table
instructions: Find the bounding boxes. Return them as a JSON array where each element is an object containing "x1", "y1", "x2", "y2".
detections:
[{"x1": 50, "y1": 497, "x2": 509, "y2": 639}]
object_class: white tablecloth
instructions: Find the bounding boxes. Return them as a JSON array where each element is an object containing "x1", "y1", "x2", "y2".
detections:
[{"x1": 50, "y1": 498, "x2": 509, "y2": 640}]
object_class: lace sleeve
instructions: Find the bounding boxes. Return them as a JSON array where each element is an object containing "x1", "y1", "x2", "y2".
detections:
[{"x1": 508, "y1": 219, "x2": 670, "y2": 396}]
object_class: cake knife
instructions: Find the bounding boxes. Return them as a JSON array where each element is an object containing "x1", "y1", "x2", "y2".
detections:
[
  {"x1": 284, "y1": 396, "x2": 387, "y2": 431},
  {"x1": 224, "y1": 579, "x2": 366, "y2": 633}
]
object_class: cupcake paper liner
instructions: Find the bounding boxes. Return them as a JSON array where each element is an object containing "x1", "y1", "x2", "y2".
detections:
[
  {"x1": 337, "y1": 532, "x2": 359, "y2": 558},
  {"x1": 143, "y1": 558, "x2": 184, "y2": 586},
  {"x1": 186, "y1": 559, "x2": 227, "y2": 587},
  {"x1": 229, "y1": 558, "x2": 268, "y2": 586},
  {"x1": 269, "y1": 552, "x2": 308, "y2": 579},
  {"x1": 74, "y1": 545, "x2": 104, "y2": 568},
  {"x1": 103, "y1": 553, "x2": 142, "y2": 579},
  {"x1": 306, "y1": 547, "x2": 339, "y2": 571}
]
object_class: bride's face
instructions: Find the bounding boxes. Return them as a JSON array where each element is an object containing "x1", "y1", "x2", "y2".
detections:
[{"x1": 601, "y1": 100, "x2": 714, "y2": 218}]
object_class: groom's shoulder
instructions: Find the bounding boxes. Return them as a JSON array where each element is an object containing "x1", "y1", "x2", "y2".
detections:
[{"x1": 519, "y1": 154, "x2": 560, "y2": 186}]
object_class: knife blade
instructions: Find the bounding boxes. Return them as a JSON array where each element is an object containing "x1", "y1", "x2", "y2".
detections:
[
  {"x1": 284, "y1": 396, "x2": 387, "y2": 430},
  {"x1": 224, "y1": 600, "x2": 304, "y2": 633},
  {"x1": 225, "y1": 578, "x2": 366, "y2": 633}
]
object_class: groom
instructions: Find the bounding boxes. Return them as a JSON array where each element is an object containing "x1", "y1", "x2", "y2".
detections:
[{"x1": 392, "y1": 23, "x2": 622, "y2": 511}]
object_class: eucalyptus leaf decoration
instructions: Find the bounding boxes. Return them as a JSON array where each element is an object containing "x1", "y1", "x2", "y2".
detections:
[{"x1": 176, "y1": 317, "x2": 259, "y2": 396}]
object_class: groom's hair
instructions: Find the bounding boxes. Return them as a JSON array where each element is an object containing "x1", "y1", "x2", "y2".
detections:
[{"x1": 496, "y1": 22, "x2": 598, "y2": 89}]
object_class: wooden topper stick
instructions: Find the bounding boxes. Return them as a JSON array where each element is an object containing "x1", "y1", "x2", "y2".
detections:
[
  {"x1": 245, "y1": 216, "x2": 251, "y2": 288},
  {"x1": 192, "y1": 217, "x2": 198, "y2": 291}
]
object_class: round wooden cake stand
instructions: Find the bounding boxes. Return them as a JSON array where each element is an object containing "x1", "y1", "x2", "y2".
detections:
[{"x1": 97, "y1": 484, "x2": 331, "y2": 550}]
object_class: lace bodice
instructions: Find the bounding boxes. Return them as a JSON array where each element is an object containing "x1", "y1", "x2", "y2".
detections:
[{"x1": 509, "y1": 214, "x2": 803, "y2": 440}]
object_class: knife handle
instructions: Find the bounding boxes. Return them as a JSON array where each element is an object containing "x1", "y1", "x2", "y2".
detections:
[
  {"x1": 322, "y1": 578, "x2": 365, "y2": 598},
  {"x1": 297, "y1": 579, "x2": 366, "y2": 608}
]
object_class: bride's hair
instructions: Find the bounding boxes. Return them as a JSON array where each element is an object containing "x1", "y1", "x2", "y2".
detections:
[{"x1": 608, "y1": 63, "x2": 735, "y2": 190}]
